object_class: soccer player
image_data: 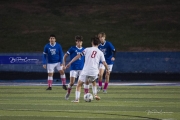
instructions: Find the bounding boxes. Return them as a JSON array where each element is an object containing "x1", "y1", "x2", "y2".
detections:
[
  {"x1": 65, "y1": 36, "x2": 110, "y2": 103},
  {"x1": 43, "y1": 34, "x2": 67, "y2": 90},
  {"x1": 97, "y1": 32, "x2": 116, "y2": 93},
  {"x1": 63, "y1": 35, "x2": 89, "y2": 100}
]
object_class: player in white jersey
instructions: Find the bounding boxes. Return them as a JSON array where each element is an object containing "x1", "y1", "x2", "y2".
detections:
[{"x1": 65, "y1": 36, "x2": 110, "y2": 103}]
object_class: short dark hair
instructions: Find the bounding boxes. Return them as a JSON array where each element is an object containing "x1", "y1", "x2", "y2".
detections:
[
  {"x1": 50, "y1": 34, "x2": 56, "y2": 38},
  {"x1": 91, "y1": 36, "x2": 100, "y2": 45},
  {"x1": 75, "y1": 35, "x2": 83, "y2": 41}
]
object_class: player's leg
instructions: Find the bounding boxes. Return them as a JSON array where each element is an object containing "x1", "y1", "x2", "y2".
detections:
[
  {"x1": 59, "y1": 69, "x2": 67, "y2": 90},
  {"x1": 71, "y1": 75, "x2": 86, "y2": 103},
  {"x1": 57, "y1": 63, "x2": 67, "y2": 90},
  {"x1": 46, "y1": 64, "x2": 55, "y2": 90},
  {"x1": 47, "y1": 73, "x2": 53, "y2": 90},
  {"x1": 87, "y1": 76, "x2": 100, "y2": 100},
  {"x1": 84, "y1": 84, "x2": 89, "y2": 94},
  {"x1": 92, "y1": 81, "x2": 100, "y2": 100},
  {"x1": 65, "y1": 70, "x2": 77, "y2": 100},
  {"x1": 71, "y1": 80, "x2": 83, "y2": 103},
  {"x1": 98, "y1": 63, "x2": 105, "y2": 92},
  {"x1": 103, "y1": 65, "x2": 113, "y2": 93},
  {"x1": 65, "y1": 77, "x2": 75, "y2": 100},
  {"x1": 79, "y1": 71, "x2": 89, "y2": 94}
]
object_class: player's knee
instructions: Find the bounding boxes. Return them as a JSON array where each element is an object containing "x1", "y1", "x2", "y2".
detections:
[
  {"x1": 105, "y1": 74, "x2": 110, "y2": 78},
  {"x1": 59, "y1": 70, "x2": 64, "y2": 75},
  {"x1": 98, "y1": 74, "x2": 103, "y2": 78},
  {"x1": 70, "y1": 83, "x2": 74, "y2": 86},
  {"x1": 77, "y1": 84, "x2": 82, "y2": 88},
  {"x1": 48, "y1": 73, "x2": 53, "y2": 77}
]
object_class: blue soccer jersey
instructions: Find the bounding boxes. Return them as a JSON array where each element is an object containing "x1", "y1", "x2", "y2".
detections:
[
  {"x1": 43, "y1": 42, "x2": 64, "y2": 64},
  {"x1": 98, "y1": 41, "x2": 115, "y2": 65},
  {"x1": 67, "y1": 46, "x2": 85, "y2": 70}
]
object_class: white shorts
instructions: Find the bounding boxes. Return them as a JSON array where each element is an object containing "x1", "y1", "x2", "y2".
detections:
[
  {"x1": 70, "y1": 70, "x2": 82, "y2": 78},
  {"x1": 99, "y1": 63, "x2": 113, "y2": 71},
  {"x1": 47, "y1": 62, "x2": 63, "y2": 73},
  {"x1": 79, "y1": 75, "x2": 98, "y2": 83}
]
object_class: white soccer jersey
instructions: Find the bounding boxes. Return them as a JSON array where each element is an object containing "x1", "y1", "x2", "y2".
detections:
[{"x1": 80, "y1": 47, "x2": 105, "y2": 76}]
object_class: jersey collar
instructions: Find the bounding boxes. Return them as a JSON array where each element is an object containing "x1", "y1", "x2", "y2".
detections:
[
  {"x1": 76, "y1": 46, "x2": 83, "y2": 49},
  {"x1": 101, "y1": 41, "x2": 106, "y2": 46},
  {"x1": 50, "y1": 42, "x2": 56, "y2": 47}
]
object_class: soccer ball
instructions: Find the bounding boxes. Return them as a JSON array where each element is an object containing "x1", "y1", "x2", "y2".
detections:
[{"x1": 84, "y1": 93, "x2": 93, "y2": 102}]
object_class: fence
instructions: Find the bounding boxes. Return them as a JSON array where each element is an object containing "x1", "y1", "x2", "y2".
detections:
[{"x1": 0, "y1": 52, "x2": 180, "y2": 80}]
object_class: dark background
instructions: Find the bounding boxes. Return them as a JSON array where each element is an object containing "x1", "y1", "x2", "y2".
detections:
[
  {"x1": 0, "y1": 0, "x2": 180, "y2": 52},
  {"x1": 0, "y1": 0, "x2": 180, "y2": 81}
]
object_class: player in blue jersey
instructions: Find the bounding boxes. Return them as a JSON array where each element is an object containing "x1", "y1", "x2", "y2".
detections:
[
  {"x1": 97, "y1": 32, "x2": 116, "y2": 93},
  {"x1": 43, "y1": 34, "x2": 67, "y2": 90},
  {"x1": 63, "y1": 35, "x2": 89, "y2": 100}
]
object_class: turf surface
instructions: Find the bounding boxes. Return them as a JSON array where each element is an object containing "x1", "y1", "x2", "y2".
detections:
[{"x1": 0, "y1": 86, "x2": 179, "y2": 120}]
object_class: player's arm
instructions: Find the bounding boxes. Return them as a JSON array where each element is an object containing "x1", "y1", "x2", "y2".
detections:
[
  {"x1": 109, "y1": 42, "x2": 116, "y2": 61},
  {"x1": 65, "y1": 54, "x2": 81, "y2": 69},
  {"x1": 63, "y1": 47, "x2": 72, "y2": 67},
  {"x1": 102, "y1": 61, "x2": 110, "y2": 75},
  {"x1": 42, "y1": 46, "x2": 47, "y2": 69},
  {"x1": 63, "y1": 53, "x2": 69, "y2": 69},
  {"x1": 112, "y1": 49, "x2": 116, "y2": 61},
  {"x1": 100, "y1": 52, "x2": 110, "y2": 74},
  {"x1": 59, "y1": 44, "x2": 64, "y2": 65}
]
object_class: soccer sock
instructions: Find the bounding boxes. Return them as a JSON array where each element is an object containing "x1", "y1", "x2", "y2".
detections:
[
  {"x1": 84, "y1": 84, "x2": 89, "y2": 94},
  {"x1": 60, "y1": 74, "x2": 66, "y2": 85},
  {"x1": 75, "y1": 91, "x2": 80, "y2": 100},
  {"x1": 91, "y1": 84, "x2": 94, "y2": 93},
  {"x1": 98, "y1": 80, "x2": 102, "y2": 88},
  {"x1": 104, "y1": 82, "x2": 108, "y2": 90},
  {"x1": 67, "y1": 84, "x2": 72, "y2": 94},
  {"x1": 48, "y1": 76, "x2": 53, "y2": 87},
  {"x1": 92, "y1": 86, "x2": 97, "y2": 95}
]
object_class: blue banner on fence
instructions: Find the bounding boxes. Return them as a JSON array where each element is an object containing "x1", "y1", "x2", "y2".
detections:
[{"x1": 0, "y1": 56, "x2": 42, "y2": 64}]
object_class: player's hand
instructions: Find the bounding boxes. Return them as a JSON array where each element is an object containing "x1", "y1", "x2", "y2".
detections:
[
  {"x1": 43, "y1": 65, "x2": 46, "y2": 69},
  {"x1": 106, "y1": 70, "x2": 110, "y2": 75},
  {"x1": 65, "y1": 63, "x2": 71, "y2": 69},
  {"x1": 62, "y1": 65, "x2": 66, "y2": 70},
  {"x1": 60, "y1": 64, "x2": 66, "y2": 70},
  {"x1": 111, "y1": 57, "x2": 115, "y2": 61}
]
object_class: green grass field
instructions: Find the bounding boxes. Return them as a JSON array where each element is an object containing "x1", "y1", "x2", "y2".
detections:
[{"x1": 0, "y1": 86, "x2": 179, "y2": 120}]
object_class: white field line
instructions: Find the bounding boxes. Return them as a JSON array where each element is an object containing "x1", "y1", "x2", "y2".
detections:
[{"x1": 0, "y1": 82, "x2": 180, "y2": 86}]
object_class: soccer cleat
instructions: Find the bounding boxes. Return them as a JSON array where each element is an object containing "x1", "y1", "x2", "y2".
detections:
[
  {"x1": 97, "y1": 87, "x2": 102, "y2": 92},
  {"x1": 103, "y1": 89, "x2": 107, "y2": 93},
  {"x1": 62, "y1": 85, "x2": 67, "y2": 90},
  {"x1": 46, "y1": 87, "x2": 52, "y2": 90},
  {"x1": 71, "y1": 100, "x2": 79, "y2": 103},
  {"x1": 94, "y1": 95, "x2": 101, "y2": 101},
  {"x1": 65, "y1": 93, "x2": 70, "y2": 100}
]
